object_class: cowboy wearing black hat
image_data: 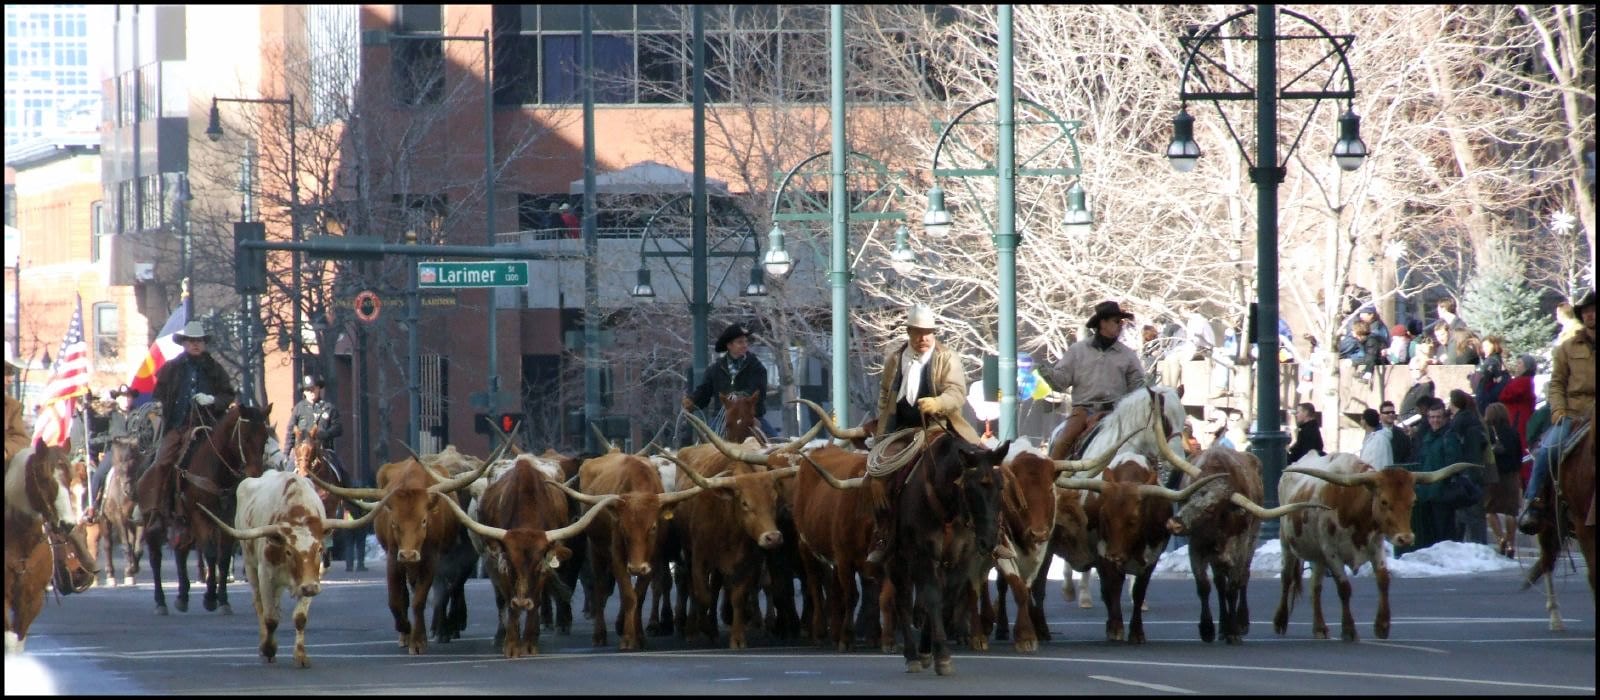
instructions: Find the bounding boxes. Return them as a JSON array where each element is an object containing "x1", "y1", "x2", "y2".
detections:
[
  {"x1": 1039, "y1": 300, "x2": 1148, "y2": 461},
  {"x1": 286, "y1": 374, "x2": 342, "y2": 458},
  {"x1": 683, "y1": 322, "x2": 778, "y2": 438},
  {"x1": 85, "y1": 384, "x2": 140, "y2": 519},
  {"x1": 1520, "y1": 289, "x2": 1595, "y2": 533},
  {"x1": 137, "y1": 320, "x2": 237, "y2": 523}
]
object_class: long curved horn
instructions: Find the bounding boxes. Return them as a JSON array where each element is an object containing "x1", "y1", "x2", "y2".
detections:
[
  {"x1": 866, "y1": 428, "x2": 925, "y2": 476},
  {"x1": 658, "y1": 482, "x2": 709, "y2": 506},
  {"x1": 1137, "y1": 472, "x2": 1229, "y2": 502},
  {"x1": 659, "y1": 452, "x2": 736, "y2": 491},
  {"x1": 1151, "y1": 420, "x2": 1203, "y2": 478},
  {"x1": 638, "y1": 422, "x2": 670, "y2": 456},
  {"x1": 323, "y1": 494, "x2": 386, "y2": 530},
  {"x1": 438, "y1": 492, "x2": 506, "y2": 541},
  {"x1": 1284, "y1": 466, "x2": 1381, "y2": 488},
  {"x1": 309, "y1": 472, "x2": 384, "y2": 501},
  {"x1": 589, "y1": 422, "x2": 617, "y2": 453},
  {"x1": 1228, "y1": 493, "x2": 1330, "y2": 519},
  {"x1": 1411, "y1": 461, "x2": 1480, "y2": 485},
  {"x1": 774, "y1": 421, "x2": 826, "y2": 454},
  {"x1": 546, "y1": 495, "x2": 622, "y2": 542},
  {"x1": 801, "y1": 453, "x2": 864, "y2": 489},
  {"x1": 429, "y1": 434, "x2": 515, "y2": 494},
  {"x1": 346, "y1": 498, "x2": 381, "y2": 512},
  {"x1": 793, "y1": 398, "x2": 868, "y2": 440},
  {"x1": 1053, "y1": 426, "x2": 1141, "y2": 474},
  {"x1": 393, "y1": 438, "x2": 424, "y2": 463},
  {"x1": 682, "y1": 411, "x2": 768, "y2": 465},
  {"x1": 553, "y1": 480, "x2": 612, "y2": 506},
  {"x1": 1054, "y1": 477, "x2": 1106, "y2": 493},
  {"x1": 196, "y1": 504, "x2": 285, "y2": 541}
]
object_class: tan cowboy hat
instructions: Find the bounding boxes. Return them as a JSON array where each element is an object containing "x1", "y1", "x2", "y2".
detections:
[
  {"x1": 906, "y1": 303, "x2": 938, "y2": 331},
  {"x1": 174, "y1": 320, "x2": 209, "y2": 342}
]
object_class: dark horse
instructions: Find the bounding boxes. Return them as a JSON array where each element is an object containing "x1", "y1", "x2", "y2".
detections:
[
  {"x1": 94, "y1": 439, "x2": 145, "y2": 587},
  {"x1": 1525, "y1": 407, "x2": 1595, "y2": 630},
  {"x1": 139, "y1": 402, "x2": 272, "y2": 616}
]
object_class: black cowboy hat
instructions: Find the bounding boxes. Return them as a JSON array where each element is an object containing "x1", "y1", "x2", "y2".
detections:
[
  {"x1": 110, "y1": 384, "x2": 138, "y2": 399},
  {"x1": 1577, "y1": 290, "x2": 1597, "y2": 313},
  {"x1": 301, "y1": 375, "x2": 326, "y2": 390},
  {"x1": 1085, "y1": 300, "x2": 1136, "y2": 329},
  {"x1": 715, "y1": 323, "x2": 752, "y2": 353}
]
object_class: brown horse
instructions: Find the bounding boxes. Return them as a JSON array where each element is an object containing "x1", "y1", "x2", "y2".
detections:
[
  {"x1": 717, "y1": 392, "x2": 766, "y2": 445},
  {"x1": 139, "y1": 402, "x2": 272, "y2": 616},
  {"x1": 1526, "y1": 408, "x2": 1596, "y2": 629},
  {"x1": 292, "y1": 426, "x2": 345, "y2": 567},
  {"x1": 6, "y1": 440, "x2": 96, "y2": 652},
  {"x1": 95, "y1": 438, "x2": 146, "y2": 586}
]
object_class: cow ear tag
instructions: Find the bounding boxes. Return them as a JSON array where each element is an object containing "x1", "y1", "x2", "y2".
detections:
[{"x1": 661, "y1": 509, "x2": 675, "y2": 521}]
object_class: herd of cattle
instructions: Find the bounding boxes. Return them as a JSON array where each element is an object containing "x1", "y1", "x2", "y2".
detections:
[{"x1": 0, "y1": 385, "x2": 1538, "y2": 675}]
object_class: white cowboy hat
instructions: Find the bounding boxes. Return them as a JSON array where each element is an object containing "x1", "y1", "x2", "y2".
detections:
[
  {"x1": 906, "y1": 303, "x2": 938, "y2": 331},
  {"x1": 174, "y1": 320, "x2": 209, "y2": 342}
]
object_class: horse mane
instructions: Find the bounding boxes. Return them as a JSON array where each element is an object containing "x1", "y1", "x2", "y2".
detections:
[{"x1": 1081, "y1": 386, "x2": 1185, "y2": 460}]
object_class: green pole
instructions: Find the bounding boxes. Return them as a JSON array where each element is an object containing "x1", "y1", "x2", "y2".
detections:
[
  {"x1": 1251, "y1": 5, "x2": 1289, "y2": 537},
  {"x1": 692, "y1": 5, "x2": 709, "y2": 390},
  {"x1": 582, "y1": 7, "x2": 601, "y2": 454},
  {"x1": 829, "y1": 5, "x2": 849, "y2": 425},
  {"x1": 996, "y1": 5, "x2": 1017, "y2": 441}
]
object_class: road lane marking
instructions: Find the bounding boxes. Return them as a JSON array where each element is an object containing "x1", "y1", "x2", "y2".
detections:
[
  {"x1": 1361, "y1": 641, "x2": 1446, "y2": 653},
  {"x1": 1089, "y1": 674, "x2": 1197, "y2": 694}
]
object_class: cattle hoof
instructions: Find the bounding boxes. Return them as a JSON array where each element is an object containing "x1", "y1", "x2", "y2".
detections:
[
  {"x1": 202, "y1": 595, "x2": 218, "y2": 612},
  {"x1": 154, "y1": 605, "x2": 168, "y2": 616},
  {"x1": 296, "y1": 656, "x2": 310, "y2": 669},
  {"x1": 1374, "y1": 621, "x2": 1390, "y2": 639},
  {"x1": 729, "y1": 637, "x2": 746, "y2": 651},
  {"x1": 968, "y1": 637, "x2": 988, "y2": 651},
  {"x1": 1107, "y1": 630, "x2": 1124, "y2": 642},
  {"x1": 123, "y1": 576, "x2": 136, "y2": 586},
  {"x1": 175, "y1": 598, "x2": 188, "y2": 613},
  {"x1": 919, "y1": 654, "x2": 933, "y2": 670},
  {"x1": 1200, "y1": 623, "x2": 1216, "y2": 643},
  {"x1": 1224, "y1": 635, "x2": 1243, "y2": 645},
  {"x1": 264, "y1": 655, "x2": 276, "y2": 664},
  {"x1": 905, "y1": 660, "x2": 924, "y2": 674},
  {"x1": 1312, "y1": 627, "x2": 1328, "y2": 640},
  {"x1": 1078, "y1": 599, "x2": 1093, "y2": 609},
  {"x1": 934, "y1": 658, "x2": 955, "y2": 676},
  {"x1": 1341, "y1": 628, "x2": 1357, "y2": 643},
  {"x1": 1129, "y1": 629, "x2": 1146, "y2": 645},
  {"x1": 221, "y1": 604, "x2": 233, "y2": 616},
  {"x1": 1014, "y1": 639, "x2": 1037, "y2": 653}
]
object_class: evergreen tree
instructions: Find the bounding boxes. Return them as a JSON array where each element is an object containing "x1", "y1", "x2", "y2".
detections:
[{"x1": 1460, "y1": 238, "x2": 1557, "y2": 355}]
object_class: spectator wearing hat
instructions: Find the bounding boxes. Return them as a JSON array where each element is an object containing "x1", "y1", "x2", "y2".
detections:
[
  {"x1": 1039, "y1": 300, "x2": 1147, "y2": 460},
  {"x1": 1520, "y1": 290, "x2": 1595, "y2": 533},
  {"x1": 286, "y1": 375, "x2": 342, "y2": 459},
  {"x1": 1385, "y1": 323, "x2": 1414, "y2": 366},
  {"x1": 684, "y1": 322, "x2": 777, "y2": 439},
  {"x1": 137, "y1": 320, "x2": 237, "y2": 525},
  {"x1": 5, "y1": 357, "x2": 28, "y2": 468},
  {"x1": 86, "y1": 385, "x2": 139, "y2": 519},
  {"x1": 558, "y1": 202, "x2": 580, "y2": 239}
]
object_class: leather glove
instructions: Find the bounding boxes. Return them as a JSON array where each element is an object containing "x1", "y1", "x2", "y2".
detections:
[
  {"x1": 916, "y1": 397, "x2": 942, "y2": 415},
  {"x1": 682, "y1": 396, "x2": 696, "y2": 412},
  {"x1": 194, "y1": 393, "x2": 216, "y2": 406}
]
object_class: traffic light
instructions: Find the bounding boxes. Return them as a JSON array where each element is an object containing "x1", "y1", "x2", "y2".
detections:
[
  {"x1": 233, "y1": 221, "x2": 266, "y2": 294},
  {"x1": 474, "y1": 413, "x2": 525, "y2": 435}
]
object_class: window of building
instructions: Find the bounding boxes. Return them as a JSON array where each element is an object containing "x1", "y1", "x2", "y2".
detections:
[
  {"x1": 89, "y1": 200, "x2": 107, "y2": 262},
  {"x1": 393, "y1": 4, "x2": 444, "y2": 106},
  {"x1": 307, "y1": 4, "x2": 359, "y2": 125},
  {"x1": 92, "y1": 302, "x2": 118, "y2": 364},
  {"x1": 394, "y1": 193, "x2": 448, "y2": 243},
  {"x1": 139, "y1": 175, "x2": 161, "y2": 231}
]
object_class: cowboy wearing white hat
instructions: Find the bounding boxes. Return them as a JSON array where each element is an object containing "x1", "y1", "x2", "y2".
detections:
[
  {"x1": 864, "y1": 302, "x2": 981, "y2": 565},
  {"x1": 1039, "y1": 300, "x2": 1148, "y2": 461},
  {"x1": 1519, "y1": 289, "x2": 1595, "y2": 533},
  {"x1": 137, "y1": 319, "x2": 237, "y2": 525}
]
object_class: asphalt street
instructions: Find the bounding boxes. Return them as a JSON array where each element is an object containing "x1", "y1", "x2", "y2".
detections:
[{"x1": 12, "y1": 548, "x2": 1596, "y2": 695}]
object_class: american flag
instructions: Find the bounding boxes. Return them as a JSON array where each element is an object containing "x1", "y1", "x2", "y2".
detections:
[{"x1": 31, "y1": 295, "x2": 90, "y2": 447}]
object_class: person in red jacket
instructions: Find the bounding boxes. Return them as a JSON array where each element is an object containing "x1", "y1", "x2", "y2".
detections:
[{"x1": 1497, "y1": 354, "x2": 1537, "y2": 454}]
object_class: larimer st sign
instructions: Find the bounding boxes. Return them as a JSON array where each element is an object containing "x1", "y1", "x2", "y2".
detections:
[{"x1": 416, "y1": 261, "x2": 529, "y2": 288}]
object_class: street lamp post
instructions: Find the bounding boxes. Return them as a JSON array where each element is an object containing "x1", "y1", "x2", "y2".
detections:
[
  {"x1": 207, "y1": 93, "x2": 301, "y2": 395},
  {"x1": 765, "y1": 150, "x2": 911, "y2": 425},
  {"x1": 1168, "y1": 5, "x2": 1366, "y2": 537},
  {"x1": 388, "y1": 29, "x2": 500, "y2": 450},
  {"x1": 921, "y1": 6, "x2": 1093, "y2": 442}
]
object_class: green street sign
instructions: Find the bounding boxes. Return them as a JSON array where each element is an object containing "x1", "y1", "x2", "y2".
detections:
[{"x1": 416, "y1": 261, "x2": 529, "y2": 288}]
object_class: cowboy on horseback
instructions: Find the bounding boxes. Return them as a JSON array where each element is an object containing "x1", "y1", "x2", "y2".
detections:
[
  {"x1": 135, "y1": 320, "x2": 237, "y2": 528},
  {"x1": 85, "y1": 384, "x2": 139, "y2": 521},
  {"x1": 864, "y1": 303, "x2": 982, "y2": 566},
  {"x1": 682, "y1": 322, "x2": 779, "y2": 440},
  {"x1": 1519, "y1": 290, "x2": 1595, "y2": 534},
  {"x1": 285, "y1": 374, "x2": 341, "y2": 469},
  {"x1": 1040, "y1": 300, "x2": 1149, "y2": 462}
]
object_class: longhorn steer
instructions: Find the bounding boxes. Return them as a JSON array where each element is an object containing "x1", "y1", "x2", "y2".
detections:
[
  {"x1": 1056, "y1": 455, "x2": 1225, "y2": 644},
  {"x1": 446, "y1": 456, "x2": 618, "y2": 658},
  {"x1": 1275, "y1": 453, "x2": 1475, "y2": 641},
  {"x1": 565, "y1": 451, "x2": 704, "y2": 650},
  {"x1": 313, "y1": 441, "x2": 505, "y2": 655},
  {"x1": 1158, "y1": 440, "x2": 1326, "y2": 645},
  {"x1": 199, "y1": 471, "x2": 378, "y2": 667}
]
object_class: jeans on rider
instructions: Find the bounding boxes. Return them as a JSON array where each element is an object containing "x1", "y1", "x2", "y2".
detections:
[
  {"x1": 137, "y1": 430, "x2": 186, "y2": 520},
  {"x1": 1524, "y1": 418, "x2": 1574, "y2": 504}
]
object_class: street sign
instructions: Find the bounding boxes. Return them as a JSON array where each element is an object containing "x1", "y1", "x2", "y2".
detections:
[
  {"x1": 417, "y1": 261, "x2": 529, "y2": 288},
  {"x1": 469, "y1": 390, "x2": 520, "y2": 411}
]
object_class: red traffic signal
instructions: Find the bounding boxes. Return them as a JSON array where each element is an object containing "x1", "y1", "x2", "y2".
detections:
[{"x1": 474, "y1": 413, "x2": 524, "y2": 435}]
